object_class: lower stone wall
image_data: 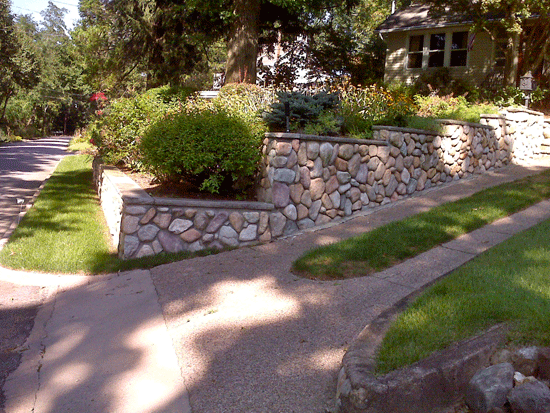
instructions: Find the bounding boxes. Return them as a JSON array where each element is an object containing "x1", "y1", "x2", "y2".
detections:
[
  {"x1": 119, "y1": 198, "x2": 275, "y2": 259},
  {"x1": 541, "y1": 119, "x2": 550, "y2": 155},
  {"x1": 479, "y1": 108, "x2": 545, "y2": 163},
  {"x1": 93, "y1": 162, "x2": 276, "y2": 259}
]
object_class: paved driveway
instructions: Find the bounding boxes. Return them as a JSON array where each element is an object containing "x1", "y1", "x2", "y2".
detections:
[
  {"x1": 0, "y1": 137, "x2": 71, "y2": 245},
  {"x1": 0, "y1": 137, "x2": 70, "y2": 411}
]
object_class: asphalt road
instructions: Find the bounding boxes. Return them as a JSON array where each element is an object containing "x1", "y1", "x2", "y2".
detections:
[{"x1": 0, "y1": 137, "x2": 71, "y2": 411}]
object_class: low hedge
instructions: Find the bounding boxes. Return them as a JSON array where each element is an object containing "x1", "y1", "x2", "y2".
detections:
[{"x1": 139, "y1": 110, "x2": 264, "y2": 194}]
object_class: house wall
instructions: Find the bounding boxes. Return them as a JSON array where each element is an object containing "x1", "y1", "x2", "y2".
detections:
[
  {"x1": 383, "y1": 32, "x2": 409, "y2": 84},
  {"x1": 383, "y1": 27, "x2": 495, "y2": 86}
]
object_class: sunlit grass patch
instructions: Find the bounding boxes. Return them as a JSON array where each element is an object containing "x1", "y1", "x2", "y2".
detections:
[
  {"x1": 375, "y1": 218, "x2": 550, "y2": 374},
  {"x1": 0, "y1": 155, "x2": 223, "y2": 274},
  {"x1": 293, "y1": 170, "x2": 550, "y2": 279}
]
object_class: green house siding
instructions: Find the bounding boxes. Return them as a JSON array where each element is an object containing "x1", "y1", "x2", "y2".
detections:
[{"x1": 382, "y1": 27, "x2": 496, "y2": 86}]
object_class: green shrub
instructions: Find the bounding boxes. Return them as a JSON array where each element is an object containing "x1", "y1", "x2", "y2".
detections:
[
  {"x1": 90, "y1": 85, "x2": 190, "y2": 169},
  {"x1": 337, "y1": 83, "x2": 416, "y2": 138},
  {"x1": 414, "y1": 95, "x2": 498, "y2": 123},
  {"x1": 480, "y1": 86, "x2": 549, "y2": 108},
  {"x1": 140, "y1": 110, "x2": 264, "y2": 194},
  {"x1": 215, "y1": 83, "x2": 276, "y2": 117},
  {"x1": 264, "y1": 91, "x2": 341, "y2": 135},
  {"x1": 412, "y1": 67, "x2": 474, "y2": 99}
]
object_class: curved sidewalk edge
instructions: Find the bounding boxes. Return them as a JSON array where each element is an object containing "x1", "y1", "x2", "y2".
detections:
[{"x1": 338, "y1": 198, "x2": 550, "y2": 412}]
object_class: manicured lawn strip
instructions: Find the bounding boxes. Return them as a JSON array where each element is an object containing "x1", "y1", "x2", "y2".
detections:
[
  {"x1": 375, "y1": 217, "x2": 550, "y2": 375},
  {"x1": 0, "y1": 155, "x2": 220, "y2": 274},
  {"x1": 0, "y1": 155, "x2": 116, "y2": 273},
  {"x1": 292, "y1": 170, "x2": 550, "y2": 279}
]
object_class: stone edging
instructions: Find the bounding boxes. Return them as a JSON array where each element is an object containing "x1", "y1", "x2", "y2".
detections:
[
  {"x1": 337, "y1": 324, "x2": 508, "y2": 412},
  {"x1": 94, "y1": 160, "x2": 279, "y2": 259},
  {"x1": 265, "y1": 131, "x2": 386, "y2": 145}
]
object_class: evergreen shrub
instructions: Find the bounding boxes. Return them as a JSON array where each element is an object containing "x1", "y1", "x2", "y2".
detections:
[
  {"x1": 139, "y1": 110, "x2": 263, "y2": 194},
  {"x1": 264, "y1": 91, "x2": 342, "y2": 135}
]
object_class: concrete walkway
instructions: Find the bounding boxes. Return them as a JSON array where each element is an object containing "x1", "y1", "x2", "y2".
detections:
[{"x1": 3, "y1": 159, "x2": 550, "y2": 413}]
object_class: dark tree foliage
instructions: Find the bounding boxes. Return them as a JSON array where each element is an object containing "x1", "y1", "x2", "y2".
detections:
[
  {"x1": 75, "y1": 0, "x2": 360, "y2": 91},
  {"x1": 0, "y1": 0, "x2": 40, "y2": 121}
]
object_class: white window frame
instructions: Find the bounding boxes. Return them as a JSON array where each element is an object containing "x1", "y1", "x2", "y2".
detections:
[{"x1": 406, "y1": 30, "x2": 470, "y2": 70}]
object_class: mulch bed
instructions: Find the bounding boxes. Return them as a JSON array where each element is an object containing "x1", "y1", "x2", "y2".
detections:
[{"x1": 120, "y1": 167, "x2": 257, "y2": 202}]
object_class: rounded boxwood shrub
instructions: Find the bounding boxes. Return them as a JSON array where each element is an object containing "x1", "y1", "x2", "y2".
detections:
[{"x1": 139, "y1": 110, "x2": 263, "y2": 194}]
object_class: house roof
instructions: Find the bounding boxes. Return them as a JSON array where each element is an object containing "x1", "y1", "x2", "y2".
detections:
[{"x1": 376, "y1": 2, "x2": 474, "y2": 33}]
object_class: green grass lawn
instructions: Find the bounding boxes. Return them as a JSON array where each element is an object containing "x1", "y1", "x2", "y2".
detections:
[
  {"x1": 375, "y1": 217, "x2": 550, "y2": 374},
  {"x1": 293, "y1": 170, "x2": 550, "y2": 279},
  {"x1": 0, "y1": 155, "x2": 213, "y2": 274}
]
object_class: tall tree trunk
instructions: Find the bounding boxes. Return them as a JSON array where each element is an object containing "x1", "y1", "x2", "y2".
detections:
[
  {"x1": 225, "y1": 0, "x2": 261, "y2": 84},
  {"x1": 504, "y1": 13, "x2": 521, "y2": 87},
  {"x1": 0, "y1": 94, "x2": 10, "y2": 122},
  {"x1": 504, "y1": 31, "x2": 520, "y2": 86}
]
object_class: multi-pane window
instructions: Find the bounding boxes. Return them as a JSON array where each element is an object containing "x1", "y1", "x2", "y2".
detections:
[
  {"x1": 408, "y1": 35, "x2": 424, "y2": 68},
  {"x1": 494, "y1": 28, "x2": 507, "y2": 68},
  {"x1": 450, "y1": 32, "x2": 468, "y2": 67},
  {"x1": 428, "y1": 33, "x2": 446, "y2": 67},
  {"x1": 408, "y1": 31, "x2": 471, "y2": 70}
]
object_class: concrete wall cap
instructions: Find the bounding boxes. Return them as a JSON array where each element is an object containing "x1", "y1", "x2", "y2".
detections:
[
  {"x1": 264, "y1": 132, "x2": 387, "y2": 146},
  {"x1": 436, "y1": 119, "x2": 494, "y2": 130},
  {"x1": 504, "y1": 106, "x2": 544, "y2": 116},
  {"x1": 372, "y1": 125, "x2": 441, "y2": 136}
]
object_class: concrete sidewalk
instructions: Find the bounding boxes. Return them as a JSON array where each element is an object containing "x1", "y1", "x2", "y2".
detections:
[
  {"x1": 4, "y1": 159, "x2": 550, "y2": 413},
  {"x1": 2, "y1": 269, "x2": 191, "y2": 413},
  {"x1": 150, "y1": 161, "x2": 550, "y2": 413}
]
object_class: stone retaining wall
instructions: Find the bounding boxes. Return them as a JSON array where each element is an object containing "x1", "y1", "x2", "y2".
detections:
[
  {"x1": 93, "y1": 161, "x2": 276, "y2": 259},
  {"x1": 480, "y1": 108, "x2": 545, "y2": 163},
  {"x1": 94, "y1": 108, "x2": 546, "y2": 259},
  {"x1": 257, "y1": 122, "x2": 507, "y2": 226},
  {"x1": 541, "y1": 119, "x2": 550, "y2": 155}
]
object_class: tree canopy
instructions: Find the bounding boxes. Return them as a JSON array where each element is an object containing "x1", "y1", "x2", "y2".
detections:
[
  {"x1": 73, "y1": 0, "x2": 364, "y2": 89},
  {"x1": 0, "y1": 0, "x2": 40, "y2": 121}
]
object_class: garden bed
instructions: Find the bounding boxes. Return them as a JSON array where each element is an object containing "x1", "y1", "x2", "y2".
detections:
[{"x1": 119, "y1": 167, "x2": 257, "y2": 201}]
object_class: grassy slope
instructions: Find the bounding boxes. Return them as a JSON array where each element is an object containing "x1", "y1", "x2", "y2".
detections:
[
  {"x1": 0, "y1": 154, "x2": 219, "y2": 274},
  {"x1": 293, "y1": 170, "x2": 550, "y2": 279},
  {"x1": 376, "y1": 217, "x2": 550, "y2": 374},
  {"x1": 0, "y1": 155, "x2": 117, "y2": 273}
]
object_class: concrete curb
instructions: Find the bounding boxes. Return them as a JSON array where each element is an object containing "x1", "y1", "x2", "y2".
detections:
[{"x1": 335, "y1": 199, "x2": 550, "y2": 412}]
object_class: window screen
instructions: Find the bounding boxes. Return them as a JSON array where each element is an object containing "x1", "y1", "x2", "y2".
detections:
[
  {"x1": 450, "y1": 31, "x2": 468, "y2": 67},
  {"x1": 428, "y1": 33, "x2": 445, "y2": 67},
  {"x1": 408, "y1": 35, "x2": 424, "y2": 68}
]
